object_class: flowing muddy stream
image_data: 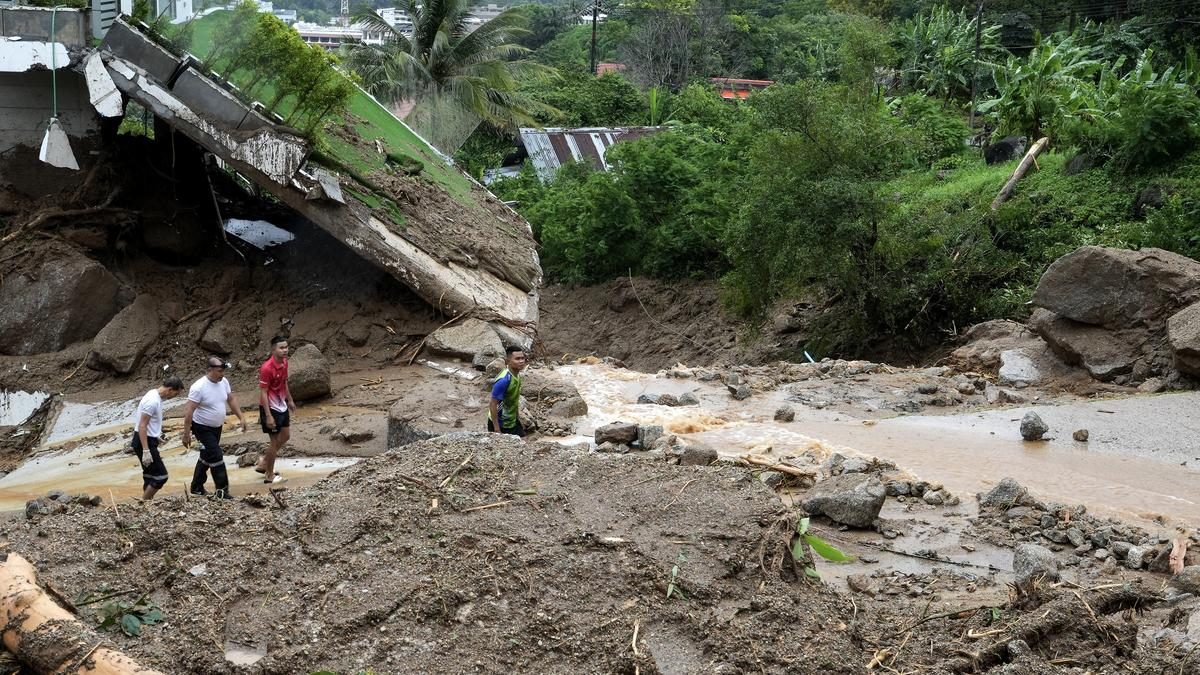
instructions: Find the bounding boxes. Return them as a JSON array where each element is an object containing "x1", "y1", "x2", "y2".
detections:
[{"x1": 557, "y1": 364, "x2": 1200, "y2": 529}]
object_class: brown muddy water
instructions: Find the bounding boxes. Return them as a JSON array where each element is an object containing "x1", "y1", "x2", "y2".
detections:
[{"x1": 557, "y1": 364, "x2": 1200, "y2": 530}]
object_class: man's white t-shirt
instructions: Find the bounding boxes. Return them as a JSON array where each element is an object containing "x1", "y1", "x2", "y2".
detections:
[
  {"x1": 133, "y1": 389, "x2": 164, "y2": 438},
  {"x1": 188, "y1": 376, "x2": 232, "y2": 428}
]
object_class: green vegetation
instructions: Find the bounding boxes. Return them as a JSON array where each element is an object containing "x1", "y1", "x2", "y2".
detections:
[
  {"x1": 477, "y1": 1, "x2": 1200, "y2": 356},
  {"x1": 79, "y1": 590, "x2": 164, "y2": 637},
  {"x1": 183, "y1": 6, "x2": 477, "y2": 204}
]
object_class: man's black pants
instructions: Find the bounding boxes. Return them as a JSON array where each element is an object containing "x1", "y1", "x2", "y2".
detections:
[{"x1": 190, "y1": 423, "x2": 230, "y2": 496}]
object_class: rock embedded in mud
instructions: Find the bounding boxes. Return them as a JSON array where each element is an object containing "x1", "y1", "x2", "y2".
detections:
[
  {"x1": 237, "y1": 452, "x2": 261, "y2": 468},
  {"x1": 840, "y1": 458, "x2": 870, "y2": 474},
  {"x1": 87, "y1": 294, "x2": 161, "y2": 374},
  {"x1": 885, "y1": 481, "x2": 911, "y2": 497},
  {"x1": 678, "y1": 392, "x2": 700, "y2": 406},
  {"x1": 1019, "y1": 412, "x2": 1049, "y2": 441},
  {"x1": 333, "y1": 427, "x2": 375, "y2": 444},
  {"x1": 1124, "y1": 546, "x2": 1149, "y2": 570},
  {"x1": 24, "y1": 499, "x2": 49, "y2": 520},
  {"x1": 773, "y1": 406, "x2": 796, "y2": 422},
  {"x1": 657, "y1": 393, "x2": 680, "y2": 407},
  {"x1": 549, "y1": 395, "x2": 589, "y2": 418},
  {"x1": 922, "y1": 490, "x2": 946, "y2": 506},
  {"x1": 846, "y1": 574, "x2": 875, "y2": 595},
  {"x1": 980, "y1": 478, "x2": 1029, "y2": 509},
  {"x1": 595, "y1": 422, "x2": 638, "y2": 445},
  {"x1": 637, "y1": 425, "x2": 664, "y2": 449},
  {"x1": 801, "y1": 473, "x2": 886, "y2": 528},
  {"x1": 679, "y1": 444, "x2": 719, "y2": 467},
  {"x1": 288, "y1": 344, "x2": 331, "y2": 400},
  {"x1": 759, "y1": 471, "x2": 786, "y2": 489},
  {"x1": 1013, "y1": 543, "x2": 1060, "y2": 585},
  {"x1": 1110, "y1": 541, "x2": 1133, "y2": 559},
  {"x1": 998, "y1": 349, "x2": 1042, "y2": 386},
  {"x1": 424, "y1": 318, "x2": 504, "y2": 361},
  {"x1": 1072, "y1": 429, "x2": 1089, "y2": 442},
  {"x1": 728, "y1": 384, "x2": 752, "y2": 401},
  {"x1": 0, "y1": 252, "x2": 124, "y2": 356},
  {"x1": 1169, "y1": 566, "x2": 1200, "y2": 595},
  {"x1": 916, "y1": 383, "x2": 939, "y2": 395},
  {"x1": 199, "y1": 318, "x2": 240, "y2": 356},
  {"x1": 595, "y1": 441, "x2": 626, "y2": 454}
]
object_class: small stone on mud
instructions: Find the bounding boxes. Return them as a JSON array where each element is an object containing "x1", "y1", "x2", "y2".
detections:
[
  {"x1": 1072, "y1": 428, "x2": 1089, "y2": 442},
  {"x1": 922, "y1": 490, "x2": 945, "y2": 506},
  {"x1": 1013, "y1": 543, "x2": 1060, "y2": 585},
  {"x1": 728, "y1": 384, "x2": 752, "y2": 400},
  {"x1": 1066, "y1": 527, "x2": 1086, "y2": 547},
  {"x1": 1019, "y1": 412, "x2": 1049, "y2": 440},
  {"x1": 774, "y1": 406, "x2": 796, "y2": 422},
  {"x1": 679, "y1": 445, "x2": 719, "y2": 466},
  {"x1": 759, "y1": 471, "x2": 785, "y2": 489},
  {"x1": 846, "y1": 574, "x2": 874, "y2": 595},
  {"x1": 1124, "y1": 545, "x2": 1149, "y2": 569},
  {"x1": 916, "y1": 383, "x2": 939, "y2": 395}
]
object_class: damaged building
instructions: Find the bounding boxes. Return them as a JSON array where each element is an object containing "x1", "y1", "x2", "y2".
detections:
[{"x1": 0, "y1": 5, "x2": 540, "y2": 368}]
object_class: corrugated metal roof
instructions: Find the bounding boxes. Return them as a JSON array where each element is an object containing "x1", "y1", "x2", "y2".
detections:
[{"x1": 519, "y1": 126, "x2": 666, "y2": 182}]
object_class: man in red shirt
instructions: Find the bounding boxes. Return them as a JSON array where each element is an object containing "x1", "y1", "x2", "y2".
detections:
[{"x1": 257, "y1": 335, "x2": 296, "y2": 484}]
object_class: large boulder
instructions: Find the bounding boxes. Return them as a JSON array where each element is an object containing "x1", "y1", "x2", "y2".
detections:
[
  {"x1": 801, "y1": 473, "x2": 886, "y2": 528},
  {"x1": 0, "y1": 253, "x2": 124, "y2": 355},
  {"x1": 595, "y1": 422, "x2": 638, "y2": 445},
  {"x1": 1168, "y1": 302, "x2": 1200, "y2": 376},
  {"x1": 199, "y1": 319, "x2": 240, "y2": 356},
  {"x1": 1029, "y1": 309, "x2": 1142, "y2": 381},
  {"x1": 425, "y1": 318, "x2": 504, "y2": 361},
  {"x1": 288, "y1": 344, "x2": 331, "y2": 401},
  {"x1": 87, "y1": 295, "x2": 161, "y2": 374},
  {"x1": 1032, "y1": 246, "x2": 1200, "y2": 329}
]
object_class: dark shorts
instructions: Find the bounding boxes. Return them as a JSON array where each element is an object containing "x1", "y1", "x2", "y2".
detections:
[
  {"x1": 131, "y1": 433, "x2": 168, "y2": 489},
  {"x1": 259, "y1": 406, "x2": 290, "y2": 435},
  {"x1": 487, "y1": 419, "x2": 526, "y2": 438}
]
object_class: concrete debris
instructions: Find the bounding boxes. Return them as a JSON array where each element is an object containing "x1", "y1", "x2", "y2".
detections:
[{"x1": 84, "y1": 52, "x2": 123, "y2": 117}]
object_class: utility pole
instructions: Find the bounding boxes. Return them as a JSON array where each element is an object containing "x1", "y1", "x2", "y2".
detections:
[
  {"x1": 968, "y1": 0, "x2": 984, "y2": 132},
  {"x1": 589, "y1": 0, "x2": 599, "y2": 76}
]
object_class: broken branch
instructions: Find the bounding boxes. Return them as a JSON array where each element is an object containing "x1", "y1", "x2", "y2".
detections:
[{"x1": 991, "y1": 137, "x2": 1049, "y2": 211}]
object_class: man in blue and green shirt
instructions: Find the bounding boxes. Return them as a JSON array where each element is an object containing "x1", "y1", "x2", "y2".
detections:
[{"x1": 488, "y1": 346, "x2": 527, "y2": 437}]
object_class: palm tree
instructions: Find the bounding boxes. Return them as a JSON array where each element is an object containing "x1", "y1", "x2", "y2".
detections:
[{"x1": 346, "y1": 0, "x2": 553, "y2": 143}]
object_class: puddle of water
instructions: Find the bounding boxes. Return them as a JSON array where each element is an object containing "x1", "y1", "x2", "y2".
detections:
[
  {"x1": 45, "y1": 397, "x2": 186, "y2": 446},
  {"x1": 0, "y1": 390, "x2": 50, "y2": 426},
  {"x1": 560, "y1": 363, "x2": 1200, "y2": 529}
]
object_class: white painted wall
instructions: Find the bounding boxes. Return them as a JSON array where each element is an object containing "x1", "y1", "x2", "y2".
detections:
[{"x1": 0, "y1": 70, "x2": 97, "y2": 153}]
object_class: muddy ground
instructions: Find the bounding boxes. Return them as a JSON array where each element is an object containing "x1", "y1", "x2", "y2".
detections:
[{"x1": 5, "y1": 433, "x2": 1198, "y2": 674}]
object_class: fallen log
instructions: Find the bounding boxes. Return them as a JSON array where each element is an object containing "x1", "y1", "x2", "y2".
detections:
[
  {"x1": 741, "y1": 454, "x2": 816, "y2": 479},
  {"x1": 0, "y1": 553, "x2": 164, "y2": 675},
  {"x1": 991, "y1": 136, "x2": 1050, "y2": 211}
]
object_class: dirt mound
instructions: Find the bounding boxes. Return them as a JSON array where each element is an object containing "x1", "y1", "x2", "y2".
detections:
[{"x1": 6, "y1": 434, "x2": 863, "y2": 673}]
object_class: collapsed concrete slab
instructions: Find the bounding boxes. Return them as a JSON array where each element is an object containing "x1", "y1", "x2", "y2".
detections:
[{"x1": 97, "y1": 18, "x2": 540, "y2": 331}]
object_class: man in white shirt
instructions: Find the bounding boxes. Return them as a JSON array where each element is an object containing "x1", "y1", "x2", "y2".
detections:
[
  {"x1": 132, "y1": 376, "x2": 184, "y2": 500},
  {"x1": 182, "y1": 357, "x2": 248, "y2": 498}
]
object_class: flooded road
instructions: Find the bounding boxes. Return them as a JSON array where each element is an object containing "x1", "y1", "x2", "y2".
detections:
[
  {"x1": 0, "y1": 394, "x2": 356, "y2": 511},
  {"x1": 558, "y1": 364, "x2": 1200, "y2": 528}
]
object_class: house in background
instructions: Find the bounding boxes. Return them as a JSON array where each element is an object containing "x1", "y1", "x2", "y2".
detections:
[
  {"x1": 484, "y1": 126, "x2": 666, "y2": 184},
  {"x1": 710, "y1": 77, "x2": 772, "y2": 100}
]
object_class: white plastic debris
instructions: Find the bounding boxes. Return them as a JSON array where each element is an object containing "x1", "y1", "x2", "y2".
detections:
[{"x1": 223, "y1": 219, "x2": 296, "y2": 250}]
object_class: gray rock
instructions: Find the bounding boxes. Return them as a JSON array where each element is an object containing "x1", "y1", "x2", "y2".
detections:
[
  {"x1": 1170, "y1": 567, "x2": 1200, "y2": 595},
  {"x1": 980, "y1": 478, "x2": 1028, "y2": 508},
  {"x1": 885, "y1": 481, "x2": 911, "y2": 497},
  {"x1": 1013, "y1": 543, "x2": 1060, "y2": 585},
  {"x1": 342, "y1": 322, "x2": 370, "y2": 347},
  {"x1": 679, "y1": 444, "x2": 718, "y2": 467},
  {"x1": 1091, "y1": 528, "x2": 1112, "y2": 548},
  {"x1": 1019, "y1": 412, "x2": 1049, "y2": 441},
  {"x1": 846, "y1": 574, "x2": 875, "y2": 595},
  {"x1": 728, "y1": 384, "x2": 752, "y2": 401},
  {"x1": 1066, "y1": 527, "x2": 1086, "y2": 548},
  {"x1": 774, "y1": 406, "x2": 796, "y2": 422},
  {"x1": 199, "y1": 318, "x2": 239, "y2": 356},
  {"x1": 425, "y1": 318, "x2": 503, "y2": 360},
  {"x1": 1110, "y1": 541, "x2": 1133, "y2": 558},
  {"x1": 944, "y1": 493, "x2": 961, "y2": 506},
  {"x1": 1124, "y1": 545, "x2": 1149, "y2": 570},
  {"x1": 0, "y1": 251, "x2": 124, "y2": 355},
  {"x1": 489, "y1": 322, "x2": 534, "y2": 352},
  {"x1": 801, "y1": 473, "x2": 887, "y2": 528},
  {"x1": 549, "y1": 395, "x2": 588, "y2": 418},
  {"x1": 1072, "y1": 429, "x2": 1089, "y2": 442},
  {"x1": 1032, "y1": 246, "x2": 1200, "y2": 329},
  {"x1": 333, "y1": 427, "x2": 375, "y2": 444},
  {"x1": 24, "y1": 499, "x2": 49, "y2": 520},
  {"x1": 236, "y1": 452, "x2": 261, "y2": 468},
  {"x1": 1006, "y1": 640, "x2": 1032, "y2": 659},
  {"x1": 288, "y1": 344, "x2": 331, "y2": 401},
  {"x1": 636, "y1": 394, "x2": 658, "y2": 405},
  {"x1": 840, "y1": 457, "x2": 870, "y2": 474},
  {"x1": 1138, "y1": 377, "x2": 1167, "y2": 394},
  {"x1": 657, "y1": 393, "x2": 680, "y2": 407},
  {"x1": 1029, "y1": 309, "x2": 1143, "y2": 381},
  {"x1": 1040, "y1": 514, "x2": 1057, "y2": 529},
  {"x1": 759, "y1": 471, "x2": 786, "y2": 489},
  {"x1": 1042, "y1": 529, "x2": 1069, "y2": 544},
  {"x1": 922, "y1": 490, "x2": 945, "y2": 506},
  {"x1": 87, "y1": 295, "x2": 161, "y2": 374},
  {"x1": 1094, "y1": 548, "x2": 1110, "y2": 560},
  {"x1": 1169, "y1": 302, "x2": 1200, "y2": 376},
  {"x1": 46, "y1": 490, "x2": 67, "y2": 501},
  {"x1": 678, "y1": 392, "x2": 700, "y2": 406},
  {"x1": 595, "y1": 422, "x2": 638, "y2": 445},
  {"x1": 998, "y1": 349, "x2": 1041, "y2": 386},
  {"x1": 595, "y1": 441, "x2": 626, "y2": 454},
  {"x1": 916, "y1": 383, "x2": 939, "y2": 395},
  {"x1": 637, "y1": 424, "x2": 664, "y2": 448}
]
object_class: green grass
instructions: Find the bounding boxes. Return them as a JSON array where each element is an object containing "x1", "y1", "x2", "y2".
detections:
[{"x1": 183, "y1": 11, "x2": 476, "y2": 208}]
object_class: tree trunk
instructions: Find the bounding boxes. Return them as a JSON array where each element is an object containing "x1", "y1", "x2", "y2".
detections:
[
  {"x1": 0, "y1": 554, "x2": 164, "y2": 675},
  {"x1": 991, "y1": 136, "x2": 1050, "y2": 211}
]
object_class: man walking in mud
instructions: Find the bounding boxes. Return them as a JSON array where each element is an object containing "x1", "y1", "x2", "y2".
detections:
[
  {"x1": 256, "y1": 336, "x2": 295, "y2": 484},
  {"x1": 181, "y1": 357, "x2": 248, "y2": 498},
  {"x1": 488, "y1": 346, "x2": 527, "y2": 437},
  {"x1": 132, "y1": 375, "x2": 184, "y2": 500}
]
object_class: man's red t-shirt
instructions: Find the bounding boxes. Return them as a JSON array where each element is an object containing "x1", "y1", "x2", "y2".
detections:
[{"x1": 259, "y1": 357, "x2": 289, "y2": 412}]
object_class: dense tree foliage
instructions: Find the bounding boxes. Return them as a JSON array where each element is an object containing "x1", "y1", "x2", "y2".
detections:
[{"x1": 472, "y1": 1, "x2": 1200, "y2": 355}]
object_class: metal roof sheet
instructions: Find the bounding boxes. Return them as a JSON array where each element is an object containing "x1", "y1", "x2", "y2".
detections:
[{"x1": 518, "y1": 126, "x2": 666, "y2": 182}]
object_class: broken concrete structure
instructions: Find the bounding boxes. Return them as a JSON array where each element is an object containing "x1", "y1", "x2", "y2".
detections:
[{"x1": 97, "y1": 18, "x2": 539, "y2": 331}]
